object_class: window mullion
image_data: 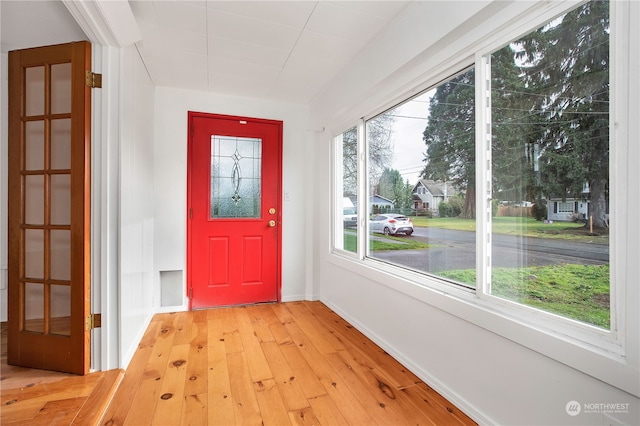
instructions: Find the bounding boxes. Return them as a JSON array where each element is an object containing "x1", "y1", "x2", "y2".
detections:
[
  {"x1": 333, "y1": 133, "x2": 344, "y2": 251},
  {"x1": 475, "y1": 53, "x2": 492, "y2": 297},
  {"x1": 357, "y1": 119, "x2": 367, "y2": 259}
]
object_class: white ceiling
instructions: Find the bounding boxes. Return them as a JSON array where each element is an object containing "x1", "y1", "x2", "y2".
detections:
[{"x1": 1, "y1": 0, "x2": 411, "y2": 105}]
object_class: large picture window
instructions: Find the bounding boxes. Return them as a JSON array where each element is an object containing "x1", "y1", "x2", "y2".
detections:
[
  {"x1": 486, "y1": 0, "x2": 610, "y2": 329},
  {"x1": 333, "y1": 0, "x2": 611, "y2": 331},
  {"x1": 365, "y1": 69, "x2": 476, "y2": 287}
]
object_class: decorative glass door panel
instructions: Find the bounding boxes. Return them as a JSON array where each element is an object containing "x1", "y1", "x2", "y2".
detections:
[{"x1": 210, "y1": 135, "x2": 262, "y2": 219}]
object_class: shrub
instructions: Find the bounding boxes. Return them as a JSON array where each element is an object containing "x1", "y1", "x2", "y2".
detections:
[
  {"x1": 448, "y1": 196, "x2": 464, "y2": 217},
  {"x1": 438, "y1": 201, "x2": 451, "y2": 217},
  {"x1": 532, "y1": 202, "x2": 548, "y2": 221}
]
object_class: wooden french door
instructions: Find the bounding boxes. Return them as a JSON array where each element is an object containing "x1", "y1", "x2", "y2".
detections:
[
  {"x1": 7, "y1": 42, "x2": 92, "y2": 374},
  {"x1": 187, "y1": 112, "x2": 282, "y2": 309}
]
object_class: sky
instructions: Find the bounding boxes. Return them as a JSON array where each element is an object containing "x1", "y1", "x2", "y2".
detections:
[{"x1": 383, "y1": 89, "x2": 435, "y2": 185}]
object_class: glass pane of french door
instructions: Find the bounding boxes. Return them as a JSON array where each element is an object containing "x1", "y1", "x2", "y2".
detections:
[{"x1": 21, "y1": 61, "x2": 72, "y2": 336}]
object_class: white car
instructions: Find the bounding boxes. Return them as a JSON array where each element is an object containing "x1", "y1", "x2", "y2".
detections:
[
  {"x1": 343, "y1": 208, "x2": 358, "y2": 228},
  {"x1": 370, "y1": 214, "x2": 414, "y2": 236}
]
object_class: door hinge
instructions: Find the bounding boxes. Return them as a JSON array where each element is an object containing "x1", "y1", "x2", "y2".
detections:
[
  {"x1": 86, "y1": 71, "x2": 102, "y2": 88},
  {"x1": 189, "y1": 287, "x2": 193, "y2": 299},
  {"x1": 86, "y1": 313, "x2": 102, "y2": 330},
  {"x1": 189, "y1": 208, "x2": 193, "y2": 219}
]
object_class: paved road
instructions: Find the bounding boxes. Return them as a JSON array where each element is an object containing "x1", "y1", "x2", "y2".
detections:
[{"x1": 372, "y1": 227, "x2": 608, "y2": 273}]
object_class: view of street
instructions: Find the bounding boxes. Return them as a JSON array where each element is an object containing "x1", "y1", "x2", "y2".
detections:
[{"x1": 371, "y1": 227, "x2": 608, "y2": 275}]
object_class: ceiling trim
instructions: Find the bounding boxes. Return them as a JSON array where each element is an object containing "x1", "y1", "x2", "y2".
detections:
[{"x1": 62, "y1": 0, "x2": 141, "y2": 47}]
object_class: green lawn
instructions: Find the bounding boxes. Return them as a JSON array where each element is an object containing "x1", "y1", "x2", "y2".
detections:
[
  {"x1": 439, "y1": 264, "x2": 610, "y2": 328},
  {"x1": 343, "y1": 232, "x2": 430, "y2": 252},
  {"x1": 409, "y1": 216, "x2": 608, "y2": 243}
]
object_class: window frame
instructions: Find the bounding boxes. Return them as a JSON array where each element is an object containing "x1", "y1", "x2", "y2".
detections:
[
  {"x1": 332, "y1": 125, "x2": 364, "y2": 258},
  {"x1": 329, "y1": 0, "x2": 637, "y2": 397}
]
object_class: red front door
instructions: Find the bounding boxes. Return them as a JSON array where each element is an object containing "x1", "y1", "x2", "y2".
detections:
[{"x1": 187, "y1": 112, "x2": 282, "y2": 308}]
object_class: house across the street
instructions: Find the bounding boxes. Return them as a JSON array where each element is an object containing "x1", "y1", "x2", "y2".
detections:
[
  {"x1": 370, "y1": 194, "x2": 394, "y2": 213},
  {"x1": 412, "y1": 179, "x2": 457, "y2": 215}
]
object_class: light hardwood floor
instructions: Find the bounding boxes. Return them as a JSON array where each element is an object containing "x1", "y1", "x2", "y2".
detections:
[
  {"x1": 102, "y1": 301, "x2": 475, "y2": 425},
  {"x1": 0, "y1": 323, "x2": 123, "y2": 425}
]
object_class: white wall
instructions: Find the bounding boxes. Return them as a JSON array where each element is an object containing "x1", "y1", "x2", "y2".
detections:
[
  {"x1": 118, "y1": 44, "x2": 156, "y2": 366},
  {"x1": 153, "y1": 87, "x2": 311, "y2": 307},
  {"x1": 311, "y1": 1, "x2": 639, "y2": 425}
]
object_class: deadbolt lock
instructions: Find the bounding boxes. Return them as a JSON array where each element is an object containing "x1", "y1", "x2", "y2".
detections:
[
  {"x1": 269, "y1": 220, "x2": 276, "y2": 227},
  {"x1": 269, "y1": 208, "x2": 276, "y2": 214}
]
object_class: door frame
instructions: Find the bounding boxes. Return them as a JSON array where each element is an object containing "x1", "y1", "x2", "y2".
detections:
[{"x1": 186, "y1": 111, "x2": 283, "y2": 309}]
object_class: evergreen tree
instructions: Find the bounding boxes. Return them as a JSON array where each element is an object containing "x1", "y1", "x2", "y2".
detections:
[
  {"x1": 421, "y1": 68, "x2": 476, "y2": 218},
  {"x1": 377, "y1": 169, "x2": 414, "y2": 210},
  {"x1": 516, "y1": 0, "x2": 610, "y2": 228},
  {"x1": 398, "y1": 179, "x2": 415, "y2": 210},
  {"x1": 377, "y1": 168, "x2": 399, "y2": 201},
  {"x1": 491, "y1": 47, "x2": 539, "y2": 205},
  {"x1": 421, "y1": 0, "x2": 609, "y2": 226}
]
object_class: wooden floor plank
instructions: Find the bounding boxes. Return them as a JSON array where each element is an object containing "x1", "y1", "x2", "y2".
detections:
[
  {"x1": 180, "y1": 392, "x2": 207, "y2": 425},
  {"x1": 284, "y1": 302, "x2": 347, "y2": 355},
  {"x1": 103, "y1": 318, "x2": 167, "y2": 425},
  {"x1": 1, "y1": 374, "x2": 99, "y2": 405},
  {"x1": 183, "y1": 319, "x2": 208, "y2": 397},
  {"x1": 122, "y1": 372, "x2": 165, "y2": 425},
  {"x1": 260, "y1": 340, "x2": 310, "y2": 411},
  {"x1": 150, "y1": 343, "x2": 190, "y2": 425},
  {"x1": 31, "y1": 396, "x2": 86, "y2": 426},
  {"x1": 309, "y1": 301, "x2": 422, "y2": 389},
  {"x1": 0, "y1": 399, "x2": 48, "y2": 424},
  {"x1": 263, "y1": 304, "x2": 294, "y2": 345},
  {"x1": 288, "y1": 406, "x2": 322, "y2": 426},
  {"x1": 122, "y1": 317, "x2": 179, "y2": 425},
  {"x1": 226, "y1": 351, "x2": 263, "y2": 426},
  {"x1": 280, "y1": 320, "x2": 378, "y2": 425},
  {"x1": 118, "y1": 316, "x2": 180, "y2": 426},
  {"x1": 171, "y1": 311, "x2": 194, "y2": 346},
  {"x1": 254, "y1": 378, "x2": 292, "y2": 426},
  {"x1": 413, "y1": 382, "x2": 477, "y2": 425},
  {"x1": 324, "y1": 351, "x2": 408, "y2": 425},
  {"x1": 277, "y1": 340, "x2": 329, "y2": 400},
  {"x1": 72, "y1": 368, "x2": 124, "y2": 425},
  {"x1": 307, "y1": 394, "x2": 350, "y2": 426},
  {"x1": 220, "y1": 308, "x2": 244, "y2": 354},
  {"x1": 233, "y1": 307, "x2": 273, "y2": 382},
  {"x1": 206, "y1": 316, "x2": 236, "y2": 426},
  {"x1": 245, "y1": 304, "x2": 276, "y2": 343}
]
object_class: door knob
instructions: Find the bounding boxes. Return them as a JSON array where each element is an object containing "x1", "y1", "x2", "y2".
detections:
[{"x1": 269, "y1": 220, "x2": 276, "y2": 227}]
